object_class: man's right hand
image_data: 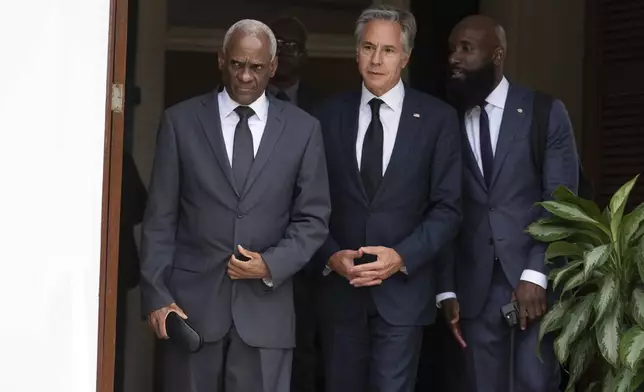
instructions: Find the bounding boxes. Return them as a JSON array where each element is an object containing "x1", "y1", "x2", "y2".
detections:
[
  {"x1": 441, "y1": 298, "x2": 467, "y2": 349},
  {"x1": 328, "y1": 249, "x2": 363, "y2": 281},
  {"x1": 147, "y1": 302, "x2": 188, "y2": 339}
]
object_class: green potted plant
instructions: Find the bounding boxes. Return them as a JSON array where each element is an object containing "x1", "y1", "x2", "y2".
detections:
[{"x1": 527, "y1": 175, "x2": 644, "y2": 391}]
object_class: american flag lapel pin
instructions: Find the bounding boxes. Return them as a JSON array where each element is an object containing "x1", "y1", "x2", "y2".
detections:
[{"x1": 413, "y1": 113, "x2": 420, "y2": 118}]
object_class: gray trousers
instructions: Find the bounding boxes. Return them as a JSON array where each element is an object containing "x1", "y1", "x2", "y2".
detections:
[{"x1": 160, "y1": 326, "x2": 292, "y2": 392}]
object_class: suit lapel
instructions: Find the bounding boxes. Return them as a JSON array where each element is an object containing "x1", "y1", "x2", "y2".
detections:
[
  {"x1": 197, "y1": 91, "x2": 239, "y2": 197},
  {"x1": 340, "y1": 92, "x2": 369, "y2": 203},
  {"x1": 371, "y1": 88, "x2": 423, "y2": 205},
  {"x1": 241, "y1": 96, "x2": 286, "y2": 197},
  {"x1": 490, "y1": 84, "x2": 529, "y2": 188},
  {"x1": 460, "y1": 117, "x2": 487, "y2": 192}
]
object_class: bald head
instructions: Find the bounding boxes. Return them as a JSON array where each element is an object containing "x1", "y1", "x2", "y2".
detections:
[
  {"x1": 446, "y1": 15, "x2": 507, "y2": 110},
  {"x1": 454, "y1": 15, "x2": 506, "y2": 51}
]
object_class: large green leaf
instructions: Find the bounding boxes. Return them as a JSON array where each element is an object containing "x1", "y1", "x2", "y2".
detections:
[
  {"x1": 546, "y1": 241, "x2": 585, "y2": 261},
  {"x1": 631, "y1": 222, "x2": 644, "y2": 246},
  {"x1": 603, "y1": 371, "x2": 617, "y2": 392},
  {"x1": 615, "y1": 367, "x2": 644, "y2": 392},
  {"x1": 594, "y1": 273, "x2": 618, "y2": 324},
  {"x1": 538, "y1": 200, "x2": 598, "y2": 224},
  {"x1": 526, "y1": 222, "x2": 576, "y2": 242},
  {"x1": 537, "y1": 201, "x2": 607, "y2": 235},
  {"x1": 554, "y1": 294, "x2": 595, "y2": 363},
  {"x1": 633, "y1": 288, "x2": 644, "y2": 329},
  {"x1": 620, "y1": 326, "x2": 644, "y2": 371},
  {"x1": 638, "y1": 240, "x2": 644, "y2": 284},
  {"x1": 551, "y1": 260, "x2": 583, "y2": 290},
  {"x1": 562, "y1": 269, "x2": 587, "y2": 294},
  {"x1": 538, "y1": 299, "x2": 572, "y2": 356},
  {"x1": 597, "y1": 301, "x2": 623, "y2": 367},
  {"x1": 583, "y1": 244, "x2": 612, "y2": 279},
  {"x1": 621, "y1": 203, "x2": 644, "y2": 245},
  {"x1": 610, "y1": 175, "x2": 640, "y2": 242},
  {"x1": 552, "y1": 185, "x2": 603, "y2": 221},
  {"x1": 567, "y1": 334, "x2": 596, "y2": 386}
]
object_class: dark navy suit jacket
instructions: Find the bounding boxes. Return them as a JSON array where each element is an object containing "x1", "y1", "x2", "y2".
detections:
[
  {"x1": 313, "y1": 86, "x2": 463, "y2": 326},
  {"x1": 438, "y1": 83, "x2": 579, "y2": 319}
]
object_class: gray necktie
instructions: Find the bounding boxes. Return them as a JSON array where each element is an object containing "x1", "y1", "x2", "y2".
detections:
[{"x1": 232, "y1": 106, "x2": 255, "y2": 193}]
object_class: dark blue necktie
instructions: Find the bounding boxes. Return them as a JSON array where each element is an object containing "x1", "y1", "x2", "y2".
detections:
[
  {"x1": 479, "y1": 104, "x2": 494, "y2": 187},
  {"x1": 361, "y1": 98, "x2": 384, "y2": 201}
]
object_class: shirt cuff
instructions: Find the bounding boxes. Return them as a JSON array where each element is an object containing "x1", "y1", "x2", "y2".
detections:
[
  {"x1": 322, "y1": 265, "x2": 332, "y2": 276},
  {"x1": 436, "y1": 292, "x2": 457, "y2": 308},
  {"x1": 262, "y1": 277, "x2": 274, "y2": 287},
  {"x1": 520, "y1": 269, "x2": 548, "y2": 289},
  {"x1": 400, "y1": 266, "x2": 408, "y2": 275}
]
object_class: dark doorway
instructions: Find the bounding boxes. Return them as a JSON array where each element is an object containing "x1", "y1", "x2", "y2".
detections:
[
  {"x1": 409, "y1": 0, "x2": 478, "y2": 100},
  {"x1": 409, "y1": 1, "x2": 478, "y2": 391}
]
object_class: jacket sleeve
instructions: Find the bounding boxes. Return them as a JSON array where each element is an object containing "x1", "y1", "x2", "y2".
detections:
[
  {"x1": 139, "y1": 111, "x2": 180, "y2": 317},
  {"x1": 260, "y1": 120, "x2": 331, "y2": 287},
  {"x1": 527, "y1": 99, "x2": 579, "y2": 273},
  {"x1": 394, "y1": 109, "x2": 463, "y2": 275}
]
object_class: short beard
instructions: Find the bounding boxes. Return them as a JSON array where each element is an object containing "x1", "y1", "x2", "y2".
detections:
[{"x1": 446, "y1": 62, "x2": 497, "y2": 112}]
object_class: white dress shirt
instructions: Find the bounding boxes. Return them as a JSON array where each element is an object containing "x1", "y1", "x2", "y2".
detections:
[
  {"x1": 218, "y1": 88, "x2": 273, "y2": 287},
  {"x1": 218, "y1": 88, "x2": 269, "y2": 164},
  {"x1": 356, "y1": 79, "x2": 405, "y2": 174},
  {"x1": 436, "y1": 77, "x2": 547, "y2": 306},
  {"x1": 324, "y1": 80, "x2": 407, "y2": 276}
]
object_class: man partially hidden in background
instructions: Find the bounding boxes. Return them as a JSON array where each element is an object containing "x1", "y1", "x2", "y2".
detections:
[
  {"x1": 438, "y1": 15, "x2": 579, "y2": 392},
  {"x1": 268, "y1": 16, "x2": 320, "y2": 114},
  {"x1": 140, "y1": 18, "x2": 330, "y2": 392},
  {"x1": 268, "y1": 15, "x2": 325, "y2": 392}
]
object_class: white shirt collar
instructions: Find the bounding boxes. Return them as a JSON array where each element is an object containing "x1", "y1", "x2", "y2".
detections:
[
  {"x1": 485, "y1": 76, "x2": 509, "y2": 109},
  {"x1": 218, "y1": 88, "x2": 269, "y2": 121},
  {"x1": 360, "y1": 79, "x2": 405, "y2": 112}
]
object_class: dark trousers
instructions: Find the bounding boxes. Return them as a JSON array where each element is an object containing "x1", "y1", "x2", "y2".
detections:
[
  {"x1": 291, "y1": 271, "x2": 323, "y2": 392},
  {"x1": 320, "y1": 292, "x2": 423, "y2": 392},
  {"x1": 159, "y1": 325, "x2": 292, "y2": 392},
  {"x1": 458, "y1": 263, "x2": 560, "y2": 392}
]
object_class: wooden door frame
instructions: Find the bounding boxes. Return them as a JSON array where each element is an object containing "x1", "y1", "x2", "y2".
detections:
[{"x1": 97, "y1": 0, "x2": 129, "y2": 390}]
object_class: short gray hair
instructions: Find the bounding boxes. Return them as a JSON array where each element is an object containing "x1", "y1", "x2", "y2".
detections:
[
  {"x1": 355, "y1": 5, "x2": 417, "y2": 54},
  {"x1": 222, "y1": 19, "x2": 277, "y2": 60}
]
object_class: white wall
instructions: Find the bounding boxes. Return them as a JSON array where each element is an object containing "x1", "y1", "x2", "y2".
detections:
[{"x1": 0, "y1": 1, "x2": 111, "y2": 391}]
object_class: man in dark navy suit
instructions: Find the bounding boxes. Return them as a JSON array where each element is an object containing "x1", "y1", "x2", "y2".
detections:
[
  {"x1": 313, "y1": 5, "x2": 462, "y2": 391},
  {"x1": 438, "y1": 15, "x2": 579, "y2": 392}
]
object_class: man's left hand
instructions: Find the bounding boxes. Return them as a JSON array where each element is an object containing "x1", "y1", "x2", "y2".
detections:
[
  {"x1": 514, "y1": 280, "x2": 547, "y2": 331},
  {"x1": 227, "y1": 245, "x2": 270, "y2": 280},
  {"x1": 349, "y1": 246, "x2": 404, "y2": 287}
]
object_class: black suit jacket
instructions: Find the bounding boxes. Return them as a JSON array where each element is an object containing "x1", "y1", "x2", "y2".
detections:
[{"x1": 313, "y1": 86, "x2": 462, "y2": 326}]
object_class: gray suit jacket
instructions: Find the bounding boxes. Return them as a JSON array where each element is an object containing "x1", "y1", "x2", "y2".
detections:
[
  {"x1": 438, "y1": 83, "x2": 579, "y2": 318},
  {"x1": 140, "y1": 91, "x2": 331, "y2": 349}
]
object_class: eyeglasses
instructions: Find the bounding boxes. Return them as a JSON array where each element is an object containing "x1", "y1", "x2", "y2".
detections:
[{"x1": 276, "y1": 39, "x2": 304, "y2": 56}]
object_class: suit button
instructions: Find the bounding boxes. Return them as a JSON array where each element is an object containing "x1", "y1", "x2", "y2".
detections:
[
  {"x1": 494, "y1": 257, "x2": 500, "y2": 262},
  {"x1": 237, "y1": 213, "x2": 245, "y2": 219},
  {"x1": 489, "y1": 207, "x2": 495, "y2": 212}
]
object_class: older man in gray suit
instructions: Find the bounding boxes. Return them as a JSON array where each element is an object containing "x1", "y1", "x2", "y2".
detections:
[
  {"x1": 438, "y1": 16, "x2": 579, "y2": 392},
  {"x1": 140, "y1": 19, "x2": 330, "y2": 392}
]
